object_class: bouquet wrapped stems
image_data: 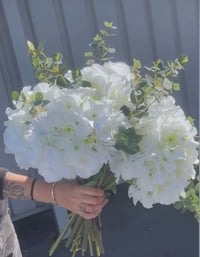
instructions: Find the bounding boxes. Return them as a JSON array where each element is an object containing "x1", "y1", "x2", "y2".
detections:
[{"x1": 49, "y1": 163, "x2": 116, "y2": 257}]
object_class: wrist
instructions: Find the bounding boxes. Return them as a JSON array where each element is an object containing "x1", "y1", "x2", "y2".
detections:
[{"x1": 31, "y1": 179, "x2": 52, "y2": 203}]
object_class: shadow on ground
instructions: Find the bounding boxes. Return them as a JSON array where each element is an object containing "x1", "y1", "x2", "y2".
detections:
[{"x1": 14, "y1": 184, "x2": 199, "y2": 257}]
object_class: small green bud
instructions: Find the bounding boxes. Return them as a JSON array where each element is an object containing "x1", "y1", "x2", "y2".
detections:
[
  {"x1": 11, "y1": 91, "x2": 20, "y2": 101},
  {"x1": 172, "y1": 83, "x2": 180, "y2": 91},
  {"x1": 133, "y1": 58, "x2": 141, "y2": 69},
  {"x1": 178, "y1": 55, "x2": 189, "y2": 65},
  {"x1": 27, "y1": 41, "x2": 35, "y2": 52}
]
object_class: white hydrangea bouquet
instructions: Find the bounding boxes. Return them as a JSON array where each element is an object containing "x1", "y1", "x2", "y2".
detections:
[{"x1": 3, "y1": 22, "x2": 199, "y2": 256}]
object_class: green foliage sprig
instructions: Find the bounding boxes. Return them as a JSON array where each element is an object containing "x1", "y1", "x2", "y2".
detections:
[
  {"x1": 120, "y1": 56, "x2": 188, "y2": 119},
  {"x1": 11, "y1": 89, "x2": 50, "y2": 118},
  {"x1": 174, "y1": 165, "x2": 200, "y2": 222},
  {"x1": 85, "y1": 21, "x2": 117, "y2": 65},
  {"x1": 116, "y1": 56, "x2": 189, "y2": 157},
  {"x1": 27, "y1": 41, "x2": 72, "y2": 88}
]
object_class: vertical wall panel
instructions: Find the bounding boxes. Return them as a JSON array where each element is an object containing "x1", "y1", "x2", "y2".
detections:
[
  {"x1": 121, "y1": 0, "x2": 156, "y2": 65},
  {"x1": 26, "y1": 0, "x2": 63, "y2": 54},
  {"x1": 2, "y1": 0, "x2": 35, "y2": 86},
  {"x1": 175, "y1": 0, "x2": 199, "y2": 123},
  {"x1": 52, "y1": 0, "x2": 75, "y2": 67},
  {"x1": 60, "y1": 0, "x2": 93, "y2": 68},
  {"x1": 148, "y1": 0, "x2": 178, "y2": 60}
]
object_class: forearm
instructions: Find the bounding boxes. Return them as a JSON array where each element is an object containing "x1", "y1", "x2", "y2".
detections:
[
  {"x1": 0, "y1": 167, "x2": 108, "y2": 219},
  {"x1": 1, "y1": 168, "x2": 54, "y2": 204},
  {"x1": 3, "y1": 171, "x2": 33, "y2": 200}
]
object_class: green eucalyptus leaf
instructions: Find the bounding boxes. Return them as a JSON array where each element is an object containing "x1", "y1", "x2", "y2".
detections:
[
  {"x1": 38, "y1": 72, "x2": 46, "y2": 80},
  {"x1": 133, "y1": 58, "x2": 141, "y2": 69},
  {"x1": 72, "y1": 69, "x2": 81, "y2": 79},
  {"x1": 85, "y1": 21, "x2": 117, "y2": 65},
  {"x1": 100, "y1": 30, "x2": 111, "y2": 37},
  {"x1": 93, "y1": 34, "x2": 102, "y2": 42},
  {"x1": 178, "y1": 55, "x2": 189, "y2": 65},
  {"x1": 56, "y1": 74, "x2": 69, "y2": 88},
  {"x1": 114, "y1": 127, "x2": 142, "y2": 154},
  {"x1": 80, "y1": 81, "x2": 91, "y2": 88},
  {"x1": 84, "y1": 51, "x2": 93, "y2": 57},
  {"x1": 60, "y1": 64, "x2": 67, "y2": 74},
  {"x1": 130, "y1": 89, "x2": 145, "y2": 104},
  {"x1": 174, "y1": 201, "x2": 183, "y2": 210},
  {"x1": 27, "y1": 41, "x2": 35, "y2": 52},
  {"x1": 29, "y1": 106, "x2": 38, "y2": 117},
  {"x1": 86, "y1": 59, "x2": 95, "y2": 66},
  {"x1": 108, "y1": 48, "x2": 116, "y2": 53},
  {"x1": 89, "y1": 42, "x2": 98, "y2": 48},
  {"x1": 11, "y1": 91, "x2": 20, "y2": 101},
  {"x1": 37, "y1": 43, "x2": 44, "y2": 53},
  {"x1": 21, "y1": 93, "x2": 26, "y2": 103},
  {"x1": 120, "y1": 105, "x2": 131, "y2": 117},
  {"x1": 35, "y1": 92, "x2": 43, "y2": 101},
  {"x1": 156, "y1": 59, "x2": 165, "y2": 70},
  {"x1": 54, "y1": 53, "x2": 62, "y2": 62},
  {"x1": 32, "y1": 57, "x2": 40, "y2": 68},
  {"x1": 33, "y1": 93, "x2": 43, "y2": 106},
  {"x1": 104, "y1": 21, "x2": 115, "y2": 28},
  {"x1": 133, "y1": 106, "x2": 148, "y2": 119},
  {"x1": 172, "y1": 83, "x2": 180, "y2": 91},
  {"x1": 164, "y1": 69, "x2": 172, "y2": 77},
  {"x1": 41, "y1": 99, "x2": 50, "y2": 107}
]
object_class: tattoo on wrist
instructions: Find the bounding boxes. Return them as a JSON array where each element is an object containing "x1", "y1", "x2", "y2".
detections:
[{"x1": 3, "y1": 181, "x2": 26, "y2": 199}]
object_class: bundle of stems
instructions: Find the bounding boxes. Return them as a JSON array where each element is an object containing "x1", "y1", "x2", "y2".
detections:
[{"x1": 49, "y1": 163, "x2": 116, "y2": 257}]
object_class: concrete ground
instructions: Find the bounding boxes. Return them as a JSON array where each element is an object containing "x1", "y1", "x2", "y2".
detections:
[{"x1": 14, "y1": 184, "x2": 199, "y2": 257}]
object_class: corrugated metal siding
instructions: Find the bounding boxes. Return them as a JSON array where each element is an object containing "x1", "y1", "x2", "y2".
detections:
[{"x1": 0, "y1": 0, "x2": 198, "y2": 219}]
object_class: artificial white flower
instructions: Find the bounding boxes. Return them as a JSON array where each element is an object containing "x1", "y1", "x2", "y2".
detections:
[
  {"x1": 81, "y1": 61, "x2": 134, "y2": 110},
  {"x1": 3, "y1": 61, "x2": 198, "y2": 210},
  {"x1": 111, "y1": 96, "x2": 199, "y2": 208},
  {"x1": 103, "y1": 61, "x2": 135, "y2": 84}
]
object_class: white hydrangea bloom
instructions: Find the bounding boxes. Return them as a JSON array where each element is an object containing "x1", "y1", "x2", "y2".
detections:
[
  {"x1": 81, "y1": 63, "x2": 109, "y2": 99},
  {"x1": 108, "y1": 149, "x2": 134, "y2": 183},
  {"x1": 3, "y1": 59, "x2": 198, "y2": 211},
  {"x1": 103, "y1": 61, "x2": 135, "y2": 84},
  {"x1": 4, "y1": 82, "x2": 113, "y2": 182},
  {"x1": 31, "y1": 91, "x2": 109, "y2": 181},
  {"x1": 3, "y1": 110, "x2": 35, "y2": 169},
  {"x1": 111, "y1": 96, "x2": 199, "y2": 208},
  {"x1": 81, "y1": 61, "x2": 134, "y2": 111}
]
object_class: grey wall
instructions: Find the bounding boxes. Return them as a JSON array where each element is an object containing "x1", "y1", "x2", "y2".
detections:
[{"x1": 0, "y1": 0, "x2": 199, "y2": 220}]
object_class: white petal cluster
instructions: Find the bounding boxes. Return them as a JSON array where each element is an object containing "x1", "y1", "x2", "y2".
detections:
[
  {"x1": 4, "y1": 62, "x2": 134, "y2": 182},
  {"x1": 4, "y1": 83, "x2": 110, "y2": 181},
  {"x1": 81, "y1": 61, "x2": 134, "y2": 110},
  {"x1": 110, "y1": 96, "x2": 199, "y2": 208},
  {"x1": 3, "y1": 61, "x2": 199, "y2": 209}
]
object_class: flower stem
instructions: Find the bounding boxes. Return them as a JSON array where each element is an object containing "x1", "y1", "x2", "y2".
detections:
[
  {"x1": 49, "y1": 163, "x2": 116, "y2": 257},
  {"x1": 49, "y1": 213, "x2": 76, "y2": 256}
]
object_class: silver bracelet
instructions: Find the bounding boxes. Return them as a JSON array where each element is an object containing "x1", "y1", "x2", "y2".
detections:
[{"x1": 51, "y1": 182, "x2": 58, "y2": 204}]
